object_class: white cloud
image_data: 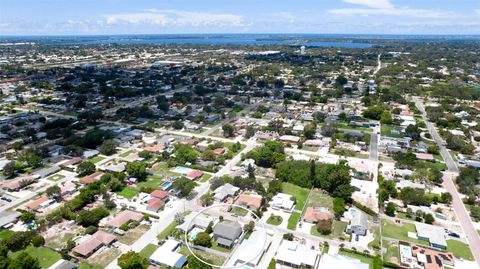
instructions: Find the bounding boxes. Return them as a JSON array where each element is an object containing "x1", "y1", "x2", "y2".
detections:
[
  {"x1": 331, "y1": 0, "x2": 451, "y2": 18},
  {"x1": 105, "y1": 10, "x2": 246, "y2": 27},
  {"x1": 329, "y1": 8, "x2": 449, "y2": 18},
  {"x1": 475, "y1": 9, "x2": 480, "y2": 15},
  {"x1": 342, "y1": 0, "x2": 393, "y2": 9}
]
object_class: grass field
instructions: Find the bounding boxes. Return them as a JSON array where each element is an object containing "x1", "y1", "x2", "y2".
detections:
[
  {"x1": 339, "y1": 250, "x2": 373, "y2": 269},
  {"x1": 380, "y1": 219, "x2": 428, "y2": 245},
  {"x1": 446, "y1": 239, "x2": 474, "y2": 261},
  {"x1": 78, "y1": 263, "x2": 103, "y2": 269},
  {"x1": 89, "y1": 156, "x2": 106, "y2": 164},
  {"x1": 306, "y1": 188, "x2": 333, "y2": 209},
  {"x1": 310, "y1": 220, "x2": 347, "y2": 239},
  {"x1": 10, "y1": 245, "x2": 61, "y2": 268},
  {"x1": 381, "y1": 125, "x2": 405, "y2": 138},
  {"x1": 413, "y1": 160, "x2": 447, "y2": 171},
  {"x1": 139, "y1": 243, "x2": 159, "y2": 258},
  {"x1": 287, "y1": 212, "x2": 301, "y2": 230},
  {"x1": 137, "y1": 174, "x2": 165, "y2": 190},
  {"x1": 383, "y1": 240, "x2": 400, "y2": 264},
  {"x1": 368, "y1": 225, "x2": 380, "y2": 249},
  {"x1": 120, "y1": 150, "x2": 136, "y2": 158},
  {"x1": 158, "y1": 220, "x2": 179, "y2": 240},
  {"x1": 210, "y1": 240, "x2": 231, "y2": 253},
  {"x1": 199, "y1": 173, "x2": 212, "y2": 183},
  {"x1": 231, "y1": 206, "x2": 248, "y2": 217},
  {"x1": 116, "y1": 187, "x2": 139, "y2": 199},
  {"x1": 266, "y1": 215, "x2": 283, "y2": 226},
  {"x1": 179, "y1": 245, "x2": 226, "y2": 266},
  {"x1": 47, "y1": 173, "x2": 66, "y2": 182},
  {"x1": 0, "y1": 230, "x2": 13, "y2": 241},
  {"x1": 282, "y1": 182, "x2": 309, "y2": 211}
]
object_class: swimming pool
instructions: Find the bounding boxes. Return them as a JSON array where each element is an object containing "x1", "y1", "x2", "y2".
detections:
[
  {"x1": 161, "y1": 181, "x2": 172, "y2": 190},
  {"x1": 400, "y1": 245, "x2": 412, "y2": 259},
  {"x1": 173, "y1": 166, "x2": 193, "y2": 174}
]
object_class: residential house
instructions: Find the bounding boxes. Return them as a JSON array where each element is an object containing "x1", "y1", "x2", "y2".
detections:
[
  {"x1": 149, "y1": 240, "x2": 187, "y2": 268},
  {"x1": 72, "y1": 230, "x2": 116, "y2": 257},
  {"x1": 270, "y1": 193, "x2": 295, "y2": 212},
  {"x1": 235, "y1": 193, "x2": 263, "y2": 210},
  {"x1": 303, "y1": 207, "x2": 333, "y2": 223},
  {"x1": 275, "y1": 240, "x2": 319, "y2": 269},
  {"x1": 213, "y1": 221, "x2": 242, "y2": 248},
  {"x1": 347, "y1": 210, "x2": 368, "y2": 236},
  {"x1": 213, "y1": 183, "x2": 240, "y2": 201},
  {"x1": 415, "y1": 223, "x2": 447, "y2": 249},
  {"x1": 105, "y1": 210, "x2": 143, "y2": 228}
]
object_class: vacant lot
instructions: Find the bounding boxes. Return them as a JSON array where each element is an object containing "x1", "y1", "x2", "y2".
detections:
[
  {"x1": 306, "y1": 188, "x2": 333, "y2": 210},
  {"x1": 380, "y1": 219, "x2": 427, "y2": 245},
  {"x1": 117, "y1": 225, "x2": 149, "y2": 245},
  {"x1": 446, "y1": 239, "x2": 474, "y2": 261},
  {"x1": 10, "y1": 245, "x2": 61, "y2": 268},
  {"x1": 116, "y1": 187, "x2": 139, "y2": 199},
  {"x1": 287, "y1": 212, "x2": 301, "y2": 230},
  {"x1": 282, "y1": 182, "x2": 309, "y2": 211},
  {"x1": 139, "y1": 243, "x2": 159, "y2": 259}
]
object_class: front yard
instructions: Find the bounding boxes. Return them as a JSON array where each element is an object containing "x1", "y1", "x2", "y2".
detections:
[
  {"x1": 287, "y1": 212, "x2": 301, "y2": 230},
  {"x1": 446, "y1": 239, "x2": 474, "y2": 261}
]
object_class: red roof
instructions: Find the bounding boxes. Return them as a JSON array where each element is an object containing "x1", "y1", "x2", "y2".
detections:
[
  {"x1": 235, "y1": 194, "x2": 262, "y2": 209},
  {"x1": 213, "y1": 148, "x2": 226, "y2": 155},
  {"x1": 147, "y1": 198, "x2": 165, "y2": 210},
  {"x1": 303, "y1": 207, "x2": 333, "y2": 223},
  {"x1": 186, "y1": 169, "x2": 204, "y2": 180},
  {"x1": 25, "y1": 196, "x2": 49, "y2": 210},
  {"x1": 150, "y1": 190, "x2": 169, "y2": 200},
  {"x1": 80, "y1": 172, "x2": 103, "y2": 184},
  {"x1": 144, "y1": 144, "x2": 165, "y2": 153},
  {"x1": 61, "y1": 157, "x2": 82, "y2": 167},
  {"x1": 72, "y1": 230, "x2": 115, "y2": 257},
  {"x1": 105, "y1": 210, "x2": 143, "y2": 228}
]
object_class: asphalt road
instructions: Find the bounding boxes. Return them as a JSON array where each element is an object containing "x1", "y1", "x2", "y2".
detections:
[
  {"x1": 414, "y1": 97, "x2": 480, "y2": 268},
  {"x1": 369, "y1": 131, "x2": 378, "y2": 161}
]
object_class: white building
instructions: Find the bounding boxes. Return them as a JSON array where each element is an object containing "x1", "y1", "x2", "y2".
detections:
[
  {"x1": 318, "y1": 254, "x2": 369, "y2": 269},
  {"x1": 149, "y1": 240, "x2": 187, "y2": 268},
  {"x1": 275, "y1": 240, "x2": 319, "y2": 268},
  {"x1": 270, "y1": 193, "x2": 295, "y2": 212},
  {"x1": 225, "y1": 231, "x2": 272, "y2": 267}
]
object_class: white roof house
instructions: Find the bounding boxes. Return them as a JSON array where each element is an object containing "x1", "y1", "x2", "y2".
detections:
[
  {"x1": 213, "y1": 183, "x2": 240, "y2": 201},
  {"x1": 415, "y1": 223, "x2": 447, "y2": 249},
  {"x1": 149, "y1": 240, "x2": 187, "y2": 268},
  {"x1": 319, "y1": 254, "x2": 369, "y2": 269},
  {"x1": 275, "y1": 240, "x2": 319, "y2": 268},
  {"x1": 270, "y1": 193, "x2": 295, "y2": 212},
  {"x1": 176, "y1": 213, "x2": 214, "y2": 233},
  {"x1": 226, "y1": 231, "x2": 272, "y2": 267}
]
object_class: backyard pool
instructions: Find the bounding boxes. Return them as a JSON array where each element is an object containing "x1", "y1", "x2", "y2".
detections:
[{"x1": 173, "y1": 166, "x2": 193, "y2": 175}]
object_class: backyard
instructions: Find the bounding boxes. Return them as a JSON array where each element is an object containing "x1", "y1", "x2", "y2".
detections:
[
  {"x1": 380, "y1": 219, "x2": 428, "y2": 245},
  {"x1": 306, "y1": 188, "x2": 334, "y2": 209},
  {"x1": 381, "y1": 125, "x2": 405, "y2": 138},
  {"x1": 115, "y1": 187, "x2": 139, "y2": 199},
  {"x1": 446, "y1": 239, "x2": 474, "y2": 261},
  {"x1": 282, "y1": 182, "x2": 309, "y2": 211},
  {"x1": 9, "y1": 245, "x2": 61, "y2": 268}
]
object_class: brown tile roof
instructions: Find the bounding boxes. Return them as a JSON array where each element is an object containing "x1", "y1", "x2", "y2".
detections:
[
  {"x1": 186, "y1": 170, "x2": 204, "y2": 180},
  {"x1": 25, "y1": 196, "x2": 49, "y2": 210},
  {"x1": 303, "y1": 207, "x2": 333, "y2": 223},
  {"x1": 144, "y1": 144, "x2": 166, "y2": 153},
  {"x1": 72, "y1": 231, "x2": 115, "y2": 257},
  {"x1": 105, "y1": 210, "x2": 143, "y2": 228},
  {"x1": 235, "y1": 194, "x2": 262, "y2": 209},
  {"x1": 213, "y1": 148, "x2": 226, "y2": 155},
  {"x1": 80, "y1": 172, "x2": 103, "y2": 184},
  {"x1": 150, "y1": 190, "x2": 169, "y2": 200},
  {"x1": 147, "y1": 198, "x2": 165, "y2": 211}
]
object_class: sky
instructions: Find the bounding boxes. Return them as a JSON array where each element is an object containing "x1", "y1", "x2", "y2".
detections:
[{"x1": 0, "y1": 0, "x2": 479, "y2": 35}]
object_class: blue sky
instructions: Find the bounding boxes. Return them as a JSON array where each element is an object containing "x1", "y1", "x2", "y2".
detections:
[{"x1": 0, "y1": 0, "x2": 479, "y2": 35}]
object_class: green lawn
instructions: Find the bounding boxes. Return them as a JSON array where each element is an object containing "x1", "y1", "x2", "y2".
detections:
[
  {"x1": 179, "y1": 245, "x2": 226, "y2": 266},
  {"x1": 139, "y1": 243, "x2": 159, "y2": 259},
  {"x1": 446, "y1": 239, "x2": 474, "y2": 261},
  {"x1": 46, "y1": 174, "x2": 66, "y2": 182},
  {"x1": 137, "y1": 174, "x2": 165, "y2": 190},
  {"x1": 210, "y1": 240, "x2": 231, "y2": 253},
  {"x1": 368, "y1": 225, "x2": 381, "y2": 249},
  {"x1": 89, "y1": 156, "x2": 106, "y2": 164},
  {"x1": 287, "y1": 212, "x2": 301, "y2": 230},
  {"x1": 381, "y1": 125, "x2": 405, "y2": 138},
  {"x1": 380, "y1": 219, "x2": 428, "y2": 245},
  {"x1": 383, "y1": 240, "x2": 400, "y2": 264},
  {"x1": 306, "y1": 188, "x2": 334, "y2": 210},
  {"x1": 120, "y1": 150, "x2": 135, "y2": 158},
  {"x1": 116, "y1": 187, "x2": 139, "y2": 199},
  {"x1": 0, "y1": 230, "x2": 13, "y2": 241},
  {"x1": 413, "y1": 160, "x2": 447, "y2": 171},
  {"x1": 158, "y1": 220, "x2": 178, "y2": 240},
  {"x1": 199, "y1": 173, "x2": 212, "y2": 183},
  {"x1": 231, "y1": 206, "x2": 248, "y2": 217},
  {"x1": 9, "y1": 245, "x2": 61, "y2": 268},
  {"x1": 266, "y1": 215, "x2": 283, "y2": 226},
  {"x1": 311, "y1": 220, "x2": 347, "y2": 239},
  {"x1": 282, "y1": 182, "x2": 309, "y2": 211},
  {"x1": 78, "y1": 263, "x2": 103, "y2": 269},
  {"x1": 339, "y1": 250, "x2": 374, "y2": 269}
]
